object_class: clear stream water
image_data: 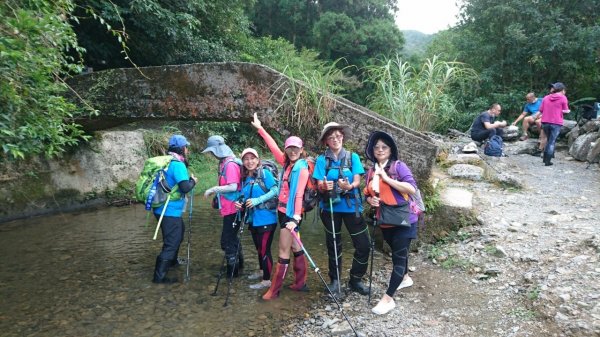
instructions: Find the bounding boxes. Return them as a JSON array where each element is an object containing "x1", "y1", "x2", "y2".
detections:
[{"x1": 0, "y1": 198, "x2": 358, "y2": 337}]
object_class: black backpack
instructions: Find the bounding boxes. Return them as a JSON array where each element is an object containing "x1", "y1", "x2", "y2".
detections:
[
  {"x1": 484, "y1": 135, "x2": 503, "y2": 157},
  {"x1": 254, "y1": 159, "x2": 280, "y2": 210}
]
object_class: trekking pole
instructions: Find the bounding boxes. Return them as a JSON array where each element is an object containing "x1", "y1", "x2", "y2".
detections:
[
  {"x1": 368, "y1": 166, "x2": 381, "y2": 303},
  {"x1": 289, "y1": 229, "x2": 359, "y2": 337},
  {"x1": 367, "y1": 194, "x2": 378, "y2": 304},
  {"x1": 153, "y1": 195, "x2": 171, "y2": 240},
  {"x1": 212, "y1": 209, "x2": 241, "y2": 296},
  {"x1": 211, "y1": 254, "x2": 227, "y2": 296},
  {"x1": 328, "y1": 197, "x2": 342, "y2": 295},
  {"x1": 185, "y1": 189, "x2": 194, "y2": 283},
  {"x1": 224, "y1": 207, "x2": 248, "y2": 307}
]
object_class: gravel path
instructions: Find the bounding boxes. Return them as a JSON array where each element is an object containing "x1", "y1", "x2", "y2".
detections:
[{"x1": 283, "y1": 140, "x2": 600, "y2": 337}]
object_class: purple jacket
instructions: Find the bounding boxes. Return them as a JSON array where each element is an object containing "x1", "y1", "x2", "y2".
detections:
[{"x1": 540, "y1": 93, "x2": 569, "y2": 125}]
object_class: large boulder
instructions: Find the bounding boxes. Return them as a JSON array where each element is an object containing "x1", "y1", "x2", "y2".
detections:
[{"x1": 569, "y1": 132, "x2": 600, "y2": 161}]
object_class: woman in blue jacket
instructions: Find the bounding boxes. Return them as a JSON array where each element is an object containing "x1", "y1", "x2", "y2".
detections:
[{"x1": 234, "y1": 148, "x2": 279, "y2": 290}]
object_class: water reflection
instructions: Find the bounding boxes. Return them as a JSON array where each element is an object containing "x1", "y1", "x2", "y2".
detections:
[{"x1": 0, "y1": 197, "x2": 356, "y2": 337}]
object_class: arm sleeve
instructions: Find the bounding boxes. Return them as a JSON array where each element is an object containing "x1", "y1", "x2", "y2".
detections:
[
  {"x1": 254, "y1": 171, "x2": 279, "y2": 204},
  {"x1": 178, "y1": 179, "x2": 196, "y2": 193},
  {"x1": 293, "y1": 168, "x2": 309, "y2": 217},
  {"x1": 213, "y1": 183, "x2": 238, "y2": 193},
  {"x1": 258, "y1": 128, "x2": 286, "y2": 166}
]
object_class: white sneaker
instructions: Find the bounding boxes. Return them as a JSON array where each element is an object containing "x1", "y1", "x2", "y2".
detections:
[
  {"x1": 372, "y1": 298, "x2": 396, "y2": 315},
  {"x1": 247, "y1": 271, "x2": 262, "y2": 280},
  {"x1": 249, "y1": 280, "x2": 271, "y2": 290},
  {"x1": 397, "y1": 275, "x2": 413, "y2": 290}
]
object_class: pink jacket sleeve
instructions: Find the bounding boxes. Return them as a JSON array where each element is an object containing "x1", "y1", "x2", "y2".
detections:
[
  {"x1": 293, "y1": 168, "x2": 309, "y2": 217},
  {"x1": 258, "y1": 128, "x2": 286, "y2": 166}
]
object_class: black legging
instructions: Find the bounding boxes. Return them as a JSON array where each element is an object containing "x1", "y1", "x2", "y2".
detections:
[
  {"x1": 221, "y1": 213, "x2": 243, "y2": 265},
  {"x1": 249, "y1": 226, "x2": 275, "y2": 281},
  {"x1": 320, "y1": 210, "x2": 370, "y2": 281},
  {"x1": 381, "y1": 227, "x2": 412, "y2": 297}
]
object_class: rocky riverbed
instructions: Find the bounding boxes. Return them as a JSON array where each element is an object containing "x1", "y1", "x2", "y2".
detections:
[{"x1": 282, "y1": 136, "x2": 600, "y2": 337}]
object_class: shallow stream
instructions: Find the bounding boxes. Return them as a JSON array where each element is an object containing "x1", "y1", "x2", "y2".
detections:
[{"x1": 0, "y1": 198, "x2": 353, "y2": 337}]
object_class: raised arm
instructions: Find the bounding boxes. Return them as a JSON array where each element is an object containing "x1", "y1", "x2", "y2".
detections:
[{"x1": 251, "y1": 113, "x2": 286, "y2": 166}]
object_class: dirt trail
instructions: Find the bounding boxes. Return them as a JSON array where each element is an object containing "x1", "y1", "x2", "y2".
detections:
[{"x1": 284, "y1": 141, "x2": 600, "y2": 337}]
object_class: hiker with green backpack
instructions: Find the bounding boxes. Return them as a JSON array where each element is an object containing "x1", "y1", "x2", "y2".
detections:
[
  {"x1": 149, "y1": 135, "x2": 197, "y2": 284},
  {"x1": 202, "y1": 135, "x2": 244, "y2": 278}
]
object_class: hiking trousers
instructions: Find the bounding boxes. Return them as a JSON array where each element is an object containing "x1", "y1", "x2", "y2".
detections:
[
  {"x1": 320, "y1": 210, "x2": 370, "y2": 281},
  {"x1": 155, "y1": 215, "x2": 185, "y2": 262},
  {"x1": 471, "y1": 127, "x2": 504, "y2": 142}
]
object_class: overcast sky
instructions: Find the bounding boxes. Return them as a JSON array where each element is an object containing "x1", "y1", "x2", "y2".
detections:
[{"x1": 395, "y1": 0, "x2": 460, "y2": 34}]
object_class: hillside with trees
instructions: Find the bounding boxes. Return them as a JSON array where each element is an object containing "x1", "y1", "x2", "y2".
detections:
[{"x1": 2, "y1": 0, "x2": 599, "y2": 160}]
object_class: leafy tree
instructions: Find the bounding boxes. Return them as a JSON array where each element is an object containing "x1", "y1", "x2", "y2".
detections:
[
  {"x1": 249, "y1": 0, "x2": 317, "y2": 47},
  {"x1": 429, "y1": 0, "x2": 600, "y2": 114},
  {"x1": 1, "y1": 0, "x2": 93, "y2": 160},
  {"x1": 72, "y1": 0, "x2": 254, "y2": 69}
]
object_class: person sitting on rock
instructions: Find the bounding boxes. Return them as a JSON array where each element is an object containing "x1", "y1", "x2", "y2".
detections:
[
  {"x1": 512, "y1": 92, "x2": 543, "y2": 141},
  {"x1": 470, "y1": 103, "x2": 506, "y2": 142}
]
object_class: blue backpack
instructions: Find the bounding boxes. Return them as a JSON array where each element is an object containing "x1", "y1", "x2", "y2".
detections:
[{"x1": 484, "y1": 135, "x2": 503, "y2": 157}]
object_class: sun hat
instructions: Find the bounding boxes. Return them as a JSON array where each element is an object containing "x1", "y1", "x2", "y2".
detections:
[
  {"x1": 240, "y1": 148, "x2": 259, "y2": 160},
  {"x1": 284, "y1": 136, "x2": 303, "y2": 149},
  {"x1": 318, "y1": 122, "x2": 352, "y2": 144},
  {"x1": 364, "y1": 131, "x2": 398, "y2": 163},
  {"x1": 168, "y1": 134, "x2": 190, "y2": 148},
  {"x1": 201, "y1": 135, "x2": 234, "y2": 158}
]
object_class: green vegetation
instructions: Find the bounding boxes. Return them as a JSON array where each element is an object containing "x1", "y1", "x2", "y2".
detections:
[
  {"x1": 425, "y1": 229, "x2": 473, "y2": 270},
  {"x1": 4, "y1": 0, "x2": 600, "y2": 160},
  {"x1": 509, "y1": 307, "x2": 537, "y2": 320},
  {"x1": 366, "y1": 54, "x2": 479, "y2": 133},
  {"x1": 1, "y1": 0, "x2": 94, "y2": 160}
]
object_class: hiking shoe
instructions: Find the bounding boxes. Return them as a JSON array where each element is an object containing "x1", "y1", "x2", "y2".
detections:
[
  {"x1": 397, "y1": 275, "x2": 414, "y2": 290},
  {"x1": 531, "y1": 149, "x2": 542, "y2": 157},
  {"x1": 348, "y1": 277, "x2": 369, "y2": 295},
  {"x1": 372, "y1": 298, "x2": 396, "y2": 315},
  {"x1": 249, "y1": 280, "x2": 271, "y2": 290},
  {"x1": 324, "y1": 279, "x2": 341, "y2": 297},
  {"x1": 247, "y1": 271, "x2": 262, "y2": 280},
  {"x1": 519, "y1": 135, "x2": 528, "y2": 141}
]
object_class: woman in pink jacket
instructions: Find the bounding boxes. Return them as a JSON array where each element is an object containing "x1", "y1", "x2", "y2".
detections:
[
  {"x1": 250, "y1": 113, "x2": 310, "y2": 300},
  {"x1": 539, "y1": 82, "x2": 570, "y2": 166}
]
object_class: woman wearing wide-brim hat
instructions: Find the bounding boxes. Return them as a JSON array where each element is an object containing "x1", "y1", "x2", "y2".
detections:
[
  {"x1": 313, "y1": 122, "x2": 370, "y2": 297},
  {"x1": 202, "y1": 135, "x2": 244, "y2": 278},
  {"x1": 363, "y1": 130, "x2": 418, "y2": 315}
]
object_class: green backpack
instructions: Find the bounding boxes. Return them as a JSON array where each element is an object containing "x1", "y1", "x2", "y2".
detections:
[{"x1": 135, "y1": 155, "x2": 182, "y2": 210}]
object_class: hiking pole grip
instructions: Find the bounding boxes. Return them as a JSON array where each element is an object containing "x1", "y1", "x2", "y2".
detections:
[{"x1": 153, "y1": 195, "x2": 171, "y2": 240}]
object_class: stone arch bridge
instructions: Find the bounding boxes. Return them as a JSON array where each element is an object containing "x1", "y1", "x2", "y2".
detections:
[{"x1": 67, "y1": 62, "x2": 438, "y2": 181}]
